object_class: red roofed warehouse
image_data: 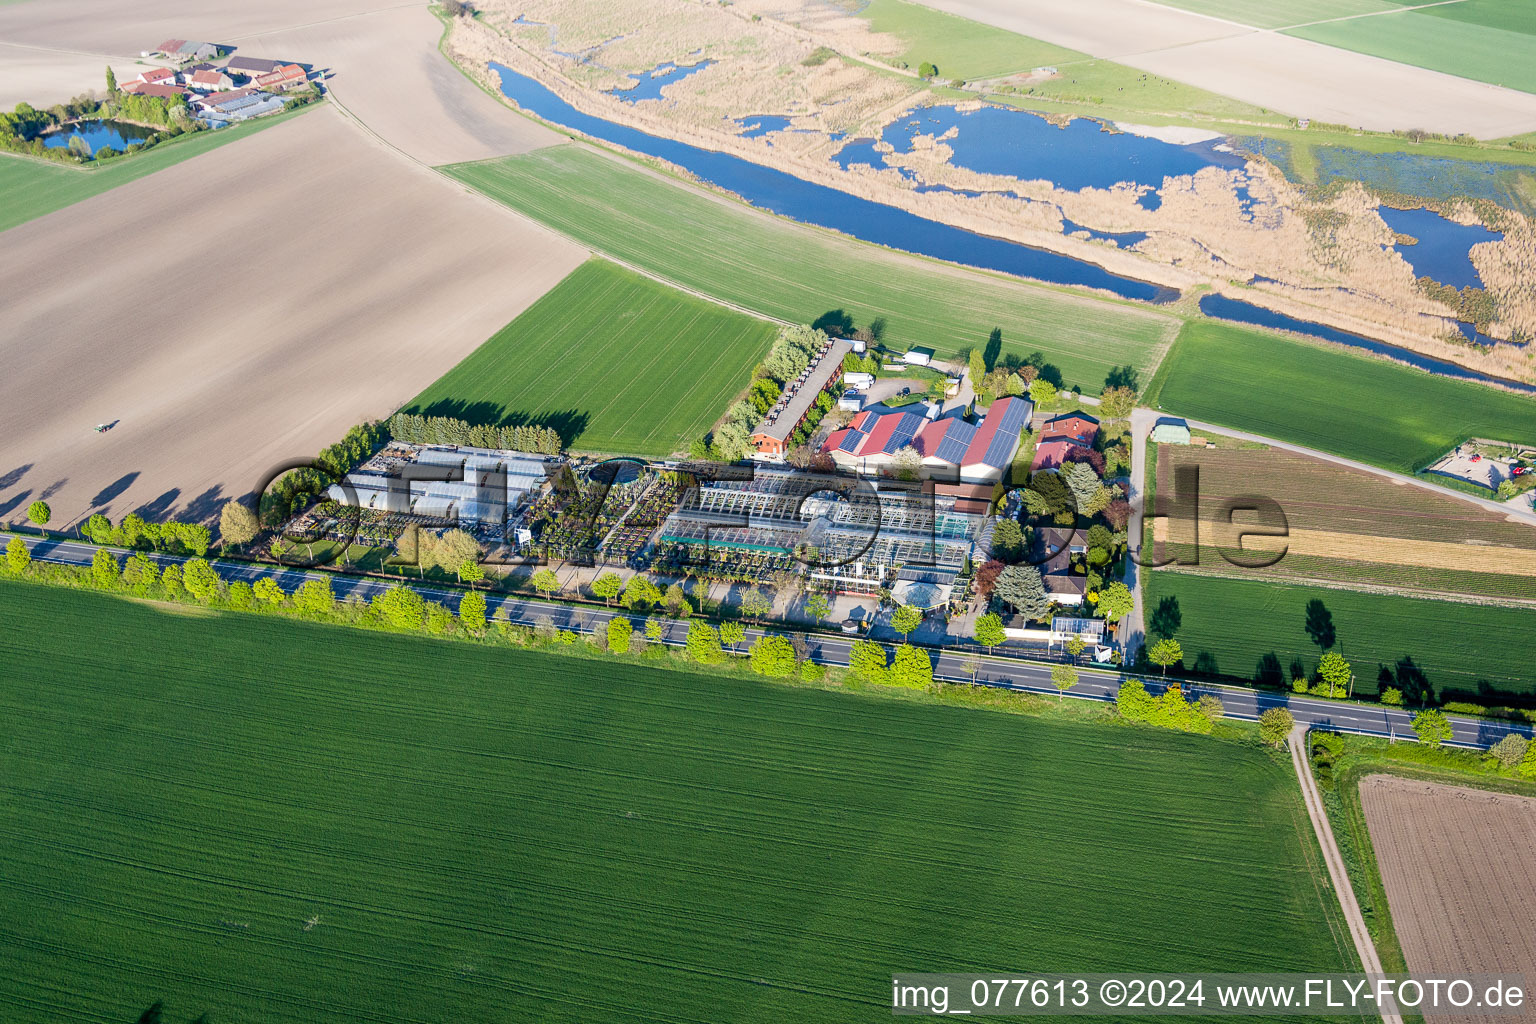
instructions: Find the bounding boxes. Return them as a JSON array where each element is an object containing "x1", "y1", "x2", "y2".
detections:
[{"x1": 255, "y1": 64, "x2": 308, "y2": 92}]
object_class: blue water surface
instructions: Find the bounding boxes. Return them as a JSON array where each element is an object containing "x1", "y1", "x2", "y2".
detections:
[
  {"x1": 491, "y1": 63, "x2": 1170, "y2": 302},
  {"x1": 840, "y1": 105, "x2": 1247, "y2": 198},
  {"x1": 44, "y1": 119, "x2": 154, "y2": 155},
  {"x1": 1199, "y1": 294, "x2": 1534, "y2": 393},
  {"x1": 1379, "y1": 205, "x2": 1501, "y2": 290},
  {"x1": 1061, "y1": 219, "x2": 1147, "y2": 247},
  {"x1": 609, "y1": 60, "x2": 714, "y2": 103}
]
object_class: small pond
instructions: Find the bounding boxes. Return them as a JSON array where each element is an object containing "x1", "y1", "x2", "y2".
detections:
[
  {"x1": 1199, "y1": 294, "x2": 1535, "y2": 393},
  {"x1": 608, "y1": 60, "x2": 715, "y2": 103},
  {"x1": 1379, "y1": 205, "x2": 1502, "y2": 290},
  {"x1": 44, "y1": 119, "x2": 155, "y2": 156}
]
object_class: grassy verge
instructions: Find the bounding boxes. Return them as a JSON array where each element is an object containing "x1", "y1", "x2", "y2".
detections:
[
  {"x1": 0, "y1": 103, "x2": 319, "y2": 233},
  {"x1": 404, "y1": 258, "x2": 777, "y2": 456},
  {"x1": 1143, "y1": 318, "x2": 1536, "y2": 473},
  {"x1": 1307, "y1": 732, "x2": 1536, "y2": 976},
  {"x1": 0, "y1": 578, "x2": 1355, "y2": 1022},
  {"x1": 441, "y1": 145, "x2": 1178, "y2": 393}
]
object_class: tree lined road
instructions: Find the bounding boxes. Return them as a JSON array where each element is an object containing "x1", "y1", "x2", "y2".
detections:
[{"x1": 14, "y1": 534, "x2": 1528, "y2": 750}]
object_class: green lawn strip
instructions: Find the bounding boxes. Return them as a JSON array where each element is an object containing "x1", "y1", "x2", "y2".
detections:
[
  {"x1": 0, "y1": 580, "x2": 1355, "y2": 1023},
  {"x1": 441, "y1": 145, "x2": 1178, "y2": 393},
  {"x1": 1145, "y1": 570, "x2": 1536, "y2": 701},
  {"x1": 405, "y1": 258, "x2": 777, "y2": 456},
  {"x1": 1143, "y1": 0, "x2": 1405, "y2": 30},
  {"x1": 1286, "y1": 7, "x2": 1536, "y2": 95},
  {"x1": 1145, "y1": 318, "x2": 1536, "y2": 473},
  {"x1": 856, "y1": 0, "x2": 1081, "y2": 80},
  {"x1": 1308, "y1": 733, "x2": 1536, "y2": 977},
  {"x1": 0, "y1": 104, "x2": 318, "y2": 234}
]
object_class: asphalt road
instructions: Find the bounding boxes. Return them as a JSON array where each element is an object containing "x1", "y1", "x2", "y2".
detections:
[{"x1": 16, "y1": 534, "x2": 1528, "y2": 750}]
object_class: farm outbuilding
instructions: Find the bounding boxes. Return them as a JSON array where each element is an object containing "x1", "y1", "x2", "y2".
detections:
[
  {"x1": 1151, "y1": 418, "x2": 1191, "y2": 445},
  {"x1": 903, "y1": 346, "x2": 934, "y2": 367}
]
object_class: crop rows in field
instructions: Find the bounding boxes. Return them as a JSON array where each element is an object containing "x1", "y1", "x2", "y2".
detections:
[
  {"x1": 1151, "y1": 442, "x2": 1536, "y2": 600},
  {"x1": 0, "y1": 581, "x2": 1354, "y2": 1023},
  {"x1": 1286, "y1": 1, "x2": 1536, "y2": 96},
  {"x1": 1146, "y1": 319, "x2": 1536, "y2": 474},
  {"x1": 406, "y1": 258, "x2": 776, "y2": 455},
  {"x1": 442, "y1": 145, "x2": 1178, "y2": 394},
  {"x1": 1145, "y1": 571, "x2": 1536, "y2": 700}
]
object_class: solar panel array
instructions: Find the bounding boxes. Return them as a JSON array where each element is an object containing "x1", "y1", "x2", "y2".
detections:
[
  {"x1": 976, "y1": 398, "x2": 1030, "y2": 468},
  {"x1": 931, "y1": 421, "x2": 976, "y2": 465}
]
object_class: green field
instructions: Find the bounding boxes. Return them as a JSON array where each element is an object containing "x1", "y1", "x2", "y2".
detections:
[
  {"x1": 1144, "y1": 318, "x2": 1536, "y2": 472},
  {"x1": 442, "y1": 145, "x2": 1177, "y2": 393},
  {"x1": 405, "y1": 258, "x2": 774, "y2": 455},
  {"x1": 1147, "y1": 0, "x2": 1405, "y2": 30},
  {"x1": 1146, "y1": 571, "x2": 1536, "y2": 701},
  {"x1": 0, "y1": 105, "x2": 314, "y2": 234},
  {"x1": 858, "y1": 0, "x2": 1079, "y2": 80},
  {"x1": 1286, "y1": 1, "x2": 1536, "y2": 95},
  {"x1": 0, "y1": 581, "x2": 1354, "y2": 1022}
]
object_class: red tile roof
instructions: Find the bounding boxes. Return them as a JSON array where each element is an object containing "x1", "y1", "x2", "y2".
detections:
[
  {"x1": 1039, "y1": 412, "x2": 1099, "y2": 446},
  {"x1": 1030, "y1": 439, "x2": 1077, "y2": 473},
  {"x1": 155, "y1": 38, "x2": 186, "y2": 54},
  {"x1": 140, "y1": 67, "x2": 176, "y2": 83},
  {"x1": 124, "y1": 83, "x2": 187, "y2": 99},
  {"x1": 255, "y1": 64, "x2": 306, "y2": 87},
  {"x1": 189, "y1": 69, "x2": 227, "y2": 86}
]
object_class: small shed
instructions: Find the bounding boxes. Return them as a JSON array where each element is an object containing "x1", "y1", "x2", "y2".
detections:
[
  {"x1": 1151, "y1": 417, "x2": 1191, "y2": 445},
  {"x1": 903, "y1": 346, "x2": 934, "y2": 367},
  {"x1": 837, "y1": 389, "x2": 862, "y2": 412}
]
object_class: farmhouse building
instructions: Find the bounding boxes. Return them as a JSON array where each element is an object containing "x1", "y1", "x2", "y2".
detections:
[
  {"x1": 185, "y1": 69, "x2": 233, "y2": 92},
  {"x1": 1039, "y1": 411, "x2": 1099, "y2": 447},
  {"x1": 126, "y1": 67, "x2": 178, "y2": 89},
  {"x1": 225, "y1": 56, "x2": 284, "y2": 78},
  {"x1": 255, "y1": 64, "x2": 308, "y2": 92},
  {"x1": 750, "y1": 337, "x2": 852, "y2": 459},
  {"x1": 123, "y1": 83, "x2": 188, "y2": 100}
]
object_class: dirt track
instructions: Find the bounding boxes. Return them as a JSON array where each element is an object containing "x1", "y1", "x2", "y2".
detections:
[
  {"x1": 0, "y1": 105, "x2": 584, "y2": 527},
  {"x1": 908, "y1": 0, "x2": 1536, "y2": 138},
  {"x1": 1361, "y1": 774, "x2": 1536, "y2": 1024}
]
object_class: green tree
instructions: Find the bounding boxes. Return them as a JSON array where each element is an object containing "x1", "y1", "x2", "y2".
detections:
[
  {"x1": 26, "y1": 500, "x2": 51, "y2": 536},
  {"x1": 918, "y1": 61, "x2": 937, "y2": 78},
  {"x1": 5, "y1": 537, "x2": 31, "y2": 577},
  {"x1": 84, "y1": 513, "x2": 113, "y2": 544},
  {"x1": 459, "y1": 589, "x2": 487, "y2": 632},
  {"x1": 105, "y1": 64, "x2": 117, "y2": 95},
  {"x1": 1518, "y1": 742, "x2": 1536, "y2": 780},
  {"x1": 804, "y1": 591, "x2": 831, "y2": 624},
  {"x1": 749, "y1": 635, "x2": 798, "y2": 677},
  {"x1": 1116, "y1": 679, "x2": 1157, "y2": 720},
  {"x1": 968, "y1": 346, "x2": 987, "y2": 387},
  {"x1": 159, "y1": 563, "x2": 183, "y2": 596},
  {"x1": 591, "y1": 571, "x2": 622, "y2": 607},
  {"x1": 990, "y1": 518, "x2": 1025, "y2": 562},
  {"x1": 122, "y1": 551, "x2": 158, "y2": 590},
  {"x1": 972, "y1": 611, "x2": 1006, "y2": 651},
  {"x1": 622, "y1": 574, "x2": 662, "y2": 611},
  {"x1": 607, "y1": 616, "x2": 633, "y2": 654},
  {"x1": 530, "y1": 567, "x2": 561, "y2": 596},
  {"x1": 994, "y1": 565, "x2": 1049, "y2": 620},
  {"x1": 1148, "y1": 638, "x2": 1182, "y2": 675},
  {"x1": 685, "y1": 620, "x2": 725, "y2": 664},
  {"x1": 720, "y1": 619, "x2": 746, "y2": 652},
  {"x1": 1097, "y1": 582, "x2": 1134, "y2": 623},
  {"x1": 90, "y1": 548, "x2": 120, "y2": 589},
  {"x1": 890, "y1": 603, "x2": 923, "y2": 641},
  {"x1": 1028, "y1": 378, "x2": 1058, "y2": 409},
  {"x1": 425, "y1": 603, "x2": 456, "y2": 635},
  {"x1": 644, "y1": 617, "x2": 664, "y2": 642},
  {"x1": 663, "y1": 582, "x2": 692, "y2": 618},
  {"x1": 1317, "y1": 651, "x2": 1352, "y2": 698},
  {"x1": 1411, "y1": 708, "x2": 1453, "y2": 747},
  {"x1": 1379, "y1": 686, "x2": 1404, "y2": 706},
  {"x1": 292, "y1": 577, "x2": 335, "y2": 616},
  {"x1": 1097, "y1": 385, "x2": 1137, "y2": 418},
  {"x1": 253, "y1": 577, "x2": 283, "y2": 605},
  {"x1": 1065, "y1": 636, "x2": 1086, "y2": 663},
  {"x1": 373, "y1": 584, "x2": 427, "y2": 630},
  {"x1": 848, "y1": 639, "x2": 888, "y2": 683},
  {"x1": 740, "y1": 587, "x2": 773, "y2": 624},
  {"x1": 1050, "y1": 663, "x2": 1078, "y2": 699},
  {"x1": 1258, "y1": 707, "x2": 1295, "y2": 747},
  {"x1": 219, "y1": 500, "x2": 259, "y2": 550},
  {"x1": 1197, "y1": 694, "x2": 1225, "y2": 724},
  {"x1": 890, "y1": 644, "x2": 933, "y2": 689},
  {"x1": 1488, "y1": 733, "x2": 1528, "y2": 770},
  {"x1": 459, "y1": 561, "x2": 485, "y2": 588},
  {"x1": 181, "y1": 558, "x2": 221, "y2": 602}
]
